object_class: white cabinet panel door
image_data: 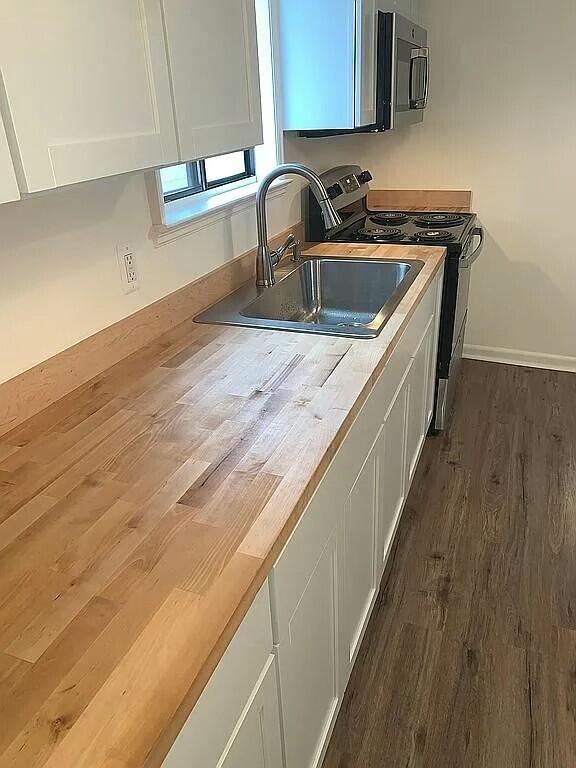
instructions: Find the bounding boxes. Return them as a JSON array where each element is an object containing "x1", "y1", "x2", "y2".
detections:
[
  {"x1": 376, "y1": 378, "x2": 409, "y2": 580},
  {"x1": 405, "y1": 317, "x2": 434, "y2": 486},
  {"x1": 162, "y1": 0, "x2": 263, "y2": 161},
  {"x1": 218, "y1": 655, "x2": 283, "y2": 768},
  {"x1": 0, "y1": 117, "x2": 19, "y2": 203},
  {"x1": 274, "y1": 528, "x2": 340, "y2": 768},
  {"x1": 342, "y1": 447, "x2": 378, "y2": 677},
  {"x1": 162, "y1": 584, "x2": 277, "y2": 768},
  {"x1": 355, "y1": 0, "x2": 377, "y2": 127},
  {"x1": 0, "y1": 1, "x2": 178, "y2": 192}
]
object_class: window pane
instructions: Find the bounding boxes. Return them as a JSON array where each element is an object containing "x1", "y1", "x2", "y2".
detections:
[
  {"x1": 160, "y1": 164, "x2": 190, "y2": 195},
  {"x1": 204, "y1": 151, "x2": 247, "y2": 184}
]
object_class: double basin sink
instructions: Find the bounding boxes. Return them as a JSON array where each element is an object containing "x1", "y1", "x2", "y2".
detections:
[{"x1": 195, "y1": 257, "x2": 424, "y2": 339}]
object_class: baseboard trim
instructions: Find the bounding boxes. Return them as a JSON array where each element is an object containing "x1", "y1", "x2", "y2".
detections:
[
  {"x1": 463, "y1": 344, "x2": 576, "y2": 373},
  {"x1": 0, "y1": 222, "x2": 304, "y2": 438}
]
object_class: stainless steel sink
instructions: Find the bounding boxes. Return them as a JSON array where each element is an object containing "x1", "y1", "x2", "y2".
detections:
[{"x1": 195, "y1": 258, "x2": 425, "y2": 339}]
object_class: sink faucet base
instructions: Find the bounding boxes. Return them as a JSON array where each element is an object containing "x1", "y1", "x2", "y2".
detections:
[{"x1": 255, "y1": 164, "x2": 342, "y2": 287}]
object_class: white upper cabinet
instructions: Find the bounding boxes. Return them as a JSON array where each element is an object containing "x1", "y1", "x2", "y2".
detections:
[
  {"x1": 161, "y1": 0, "x2": 263, "y2": 162},
  {"x1": 279, "y1": 0, "x2": 377, "y2": 131},
  {"x1": 0, "y1": 117, "x2": 19, "y2": 203},
  {"x1": 0, "y1": 1, "x2": 178, "y2": 193}
]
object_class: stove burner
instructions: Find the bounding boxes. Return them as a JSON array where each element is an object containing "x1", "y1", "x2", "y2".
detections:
[
  {"x1": 370, "y1": 212, "x2": 410, "y2": 226},
  {"x1": 412, "y1": 229, "x2": 455, "y2": 243},
  {"x1": 356, "y1": 226, "x2": 404, "y2": 241},
  {"x1": 414, "y1": 213, "x2": 465, "y2": 228}
]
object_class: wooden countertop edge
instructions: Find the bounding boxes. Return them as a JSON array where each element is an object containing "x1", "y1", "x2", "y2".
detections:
[{"x1": 141, "y1": 243, "x2": 447, "y2": 768}]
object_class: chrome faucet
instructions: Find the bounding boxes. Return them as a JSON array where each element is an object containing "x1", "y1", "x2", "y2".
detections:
[{"x1": 255, "y1": 163, "x2": 342, "y2": 288}]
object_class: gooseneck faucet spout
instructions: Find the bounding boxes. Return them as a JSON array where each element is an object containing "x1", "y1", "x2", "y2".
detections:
[{"x1": 255, "y1": 163, "x2": 342, "y2": 288}]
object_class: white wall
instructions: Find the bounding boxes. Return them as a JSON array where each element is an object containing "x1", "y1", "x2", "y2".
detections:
[
  {"x1": 362, "y1": 0, "x2": 576, "y2": 366},
  {"x1": 0, "y1": 173, "x2": 300, "y2": 385},
  {"x1": 289, "y1": 0, "x2": 576, "y2": 368}
]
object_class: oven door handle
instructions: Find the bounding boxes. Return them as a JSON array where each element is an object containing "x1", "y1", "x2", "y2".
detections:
[
  {"x1": 460, "y1": 226, "x2": 484, "y2": 269},
  {"x1": 410, "y1": 47, "x2": 429, "y2": 109}
]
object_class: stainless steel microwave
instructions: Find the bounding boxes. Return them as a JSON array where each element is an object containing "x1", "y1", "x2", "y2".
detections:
[
  {"x1": 281, "y1": 4, "x2": 429, "y2": 138},
  {"x1": 377, "y1": 13, "x2": 429, "y2": 130}
]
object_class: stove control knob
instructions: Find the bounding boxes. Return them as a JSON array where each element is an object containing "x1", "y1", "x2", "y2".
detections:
[
  {"x1": 357, "y1": 170, "x2": 373, "y2": 185},
  {"x1": 327, "y1": 183, "x2": 344, "y2": 200}
]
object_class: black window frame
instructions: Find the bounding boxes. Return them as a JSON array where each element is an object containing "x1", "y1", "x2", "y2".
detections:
[{"x1": 162, "y1": 149, "x2": 256, "y2": 203}]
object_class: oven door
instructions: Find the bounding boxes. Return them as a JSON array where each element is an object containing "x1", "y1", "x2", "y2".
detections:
[{"x1": 386, "y1": 14, "x2": 429, "y2": 129}]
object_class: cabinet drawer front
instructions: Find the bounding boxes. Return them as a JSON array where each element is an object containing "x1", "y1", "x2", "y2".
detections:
[{"x1": 162, "y1": 583, "x2": 273, "y2": 767}]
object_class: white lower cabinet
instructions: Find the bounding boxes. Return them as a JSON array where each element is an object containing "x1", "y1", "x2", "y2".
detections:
[
  {"x1": 161, "y1": 584, "x2": 283, "y2": 768},
  {"x1": 271, "y1": 269, "x2": 443, "y2": 768},
  {"x1": 343, "y1": 446, "x2": 378, "y2": 674},
  {"x1": 271, "y1": 482, "x2": 342, "y2": 768},
  {"x1": 376, "y1": 377, "x2": 409, "y2": 580},
  {"x1": 405, "y1": 316, "x2": 434, "y2": 486},
  {"x1": 216, "y1": 655, "x2": 283, "y2": 768},
  {"x1": 162, "y1": 270, "x2": 443, "y2": 768}
]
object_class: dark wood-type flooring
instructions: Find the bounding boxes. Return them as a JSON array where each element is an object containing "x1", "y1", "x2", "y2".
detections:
[{"x1": 323, "y1": 360, "x2": 576, "y2": 768}]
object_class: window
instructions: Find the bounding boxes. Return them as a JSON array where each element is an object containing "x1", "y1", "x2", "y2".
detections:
[
  {"x1": 160, "y1": 149, "x2": 256, "y2": 203},
  {"x1": 158, "y1": 0, "x2": 280, "y2": 213}
]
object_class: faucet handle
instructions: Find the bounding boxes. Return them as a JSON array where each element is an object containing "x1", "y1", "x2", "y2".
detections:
[
  {"x1": 271, "y1": 233, "x2": 301, "y2": 266},
  {"x1": 291, "y1": 238, "x2": 302, "y2": 263}
]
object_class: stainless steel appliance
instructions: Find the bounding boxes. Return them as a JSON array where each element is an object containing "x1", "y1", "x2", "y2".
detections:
[
  {"x1": 295, "y1": 10, "x2": 429, "y2": 137},
  {"x1": 306, "y1": 165, "x2": 484, "y2": 431},
  {"x1": 378, "y1": 13, "x2": 429, "y2": 130}
]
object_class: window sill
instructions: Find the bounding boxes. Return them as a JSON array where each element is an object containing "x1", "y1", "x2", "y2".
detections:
[{"x1": 149, "y1": 177, "x2": 293, "y2": 247}]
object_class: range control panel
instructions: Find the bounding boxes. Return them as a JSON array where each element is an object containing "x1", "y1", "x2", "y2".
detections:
[
  {"x1": 340, "y1": 173, "x2": 361, "y2": 193},
  {"x1": 320, "y1": 165, "x2": 373, "y2": 209}
]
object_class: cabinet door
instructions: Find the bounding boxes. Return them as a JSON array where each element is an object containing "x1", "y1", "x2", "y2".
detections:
[
  {"x1": 162, "y1": 0, "x2": 263, "y2": 162},
  {"x1": 0, "y1": 117, "x2": 19, "y2": 203},
  {"x1": 376, "y1": 377, "x2": 409, "y2": 580},
  {"x1": 162, "y1": 584, "x2": 279, "y2": 768},
  {"x1": 405, "y1": 317, "x2": 434, "y2": 487},
  {"x1": 218, "y1": 655, "x2": 283, "y2": 768},
  {"x1": 355, "y1": 0, "x2": 377, "y2": 127},
  {"x1": 0, "y1": 1, "x2": 178, "y2": 192},
  {"x1": 342, "y1": 447, "x2": 378, "y2": 678},
  {"x1": 273, "y1": 520, "x2": 340, "y2": 768}
]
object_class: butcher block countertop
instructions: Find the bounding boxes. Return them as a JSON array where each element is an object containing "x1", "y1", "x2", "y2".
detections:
[{"x1": 0, "y1": 242, "x2": 445, "y2": 768}]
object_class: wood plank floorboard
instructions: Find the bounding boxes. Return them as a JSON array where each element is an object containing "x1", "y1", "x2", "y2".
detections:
[{"x1": 322, "y1": 360, "x2": 576, "y2": 768}]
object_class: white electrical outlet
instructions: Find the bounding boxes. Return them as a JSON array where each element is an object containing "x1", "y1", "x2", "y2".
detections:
[{"x1": 116, "y1": 242, "x2": 139, "y2": 293}]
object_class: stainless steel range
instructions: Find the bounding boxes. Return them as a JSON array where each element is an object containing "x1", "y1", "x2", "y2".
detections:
[{"x1": 306, "y1": 165, "x2": 484, "y2": 431}]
